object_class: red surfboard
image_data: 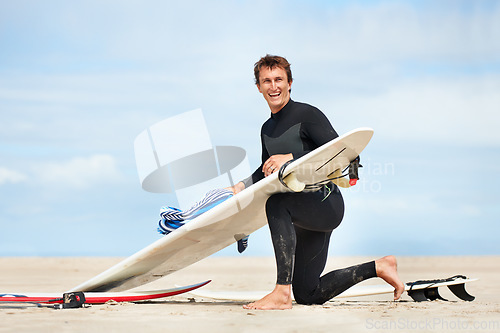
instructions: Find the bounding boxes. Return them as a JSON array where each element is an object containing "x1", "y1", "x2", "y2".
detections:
[{"x1": 0, "y1": 280, "x2": 209, "y2": 304}]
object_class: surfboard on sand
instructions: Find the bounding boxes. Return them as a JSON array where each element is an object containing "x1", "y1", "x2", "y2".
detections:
[
  {"x1": 189, "y1": 276, "x2": 477, "y2": 303},
  {"x1": 0, "y1": 280, "x2": 210, "y2": 305},
  {"x1": 69, "y1": 128, "x2": 374, "y2": 292}
]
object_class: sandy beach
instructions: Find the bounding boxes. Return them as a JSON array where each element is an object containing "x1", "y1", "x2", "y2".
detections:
[{"x1": 0, "y1": 256, "x2": 499, "y2": 332}]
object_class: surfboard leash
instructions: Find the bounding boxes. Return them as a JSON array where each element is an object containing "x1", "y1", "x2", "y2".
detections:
[{"x1": 0, "y1": 292, "x2": 88, "y2": 309}]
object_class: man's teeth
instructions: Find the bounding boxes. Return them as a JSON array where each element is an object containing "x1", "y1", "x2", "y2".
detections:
[{"x1": 270, "y1": 93, "x2": 280, "y2": 97}]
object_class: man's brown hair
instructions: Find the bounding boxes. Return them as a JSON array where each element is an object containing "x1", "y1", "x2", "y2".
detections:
[{"x1": 254, "y1": 54, "x2": 293, "y2": 85}]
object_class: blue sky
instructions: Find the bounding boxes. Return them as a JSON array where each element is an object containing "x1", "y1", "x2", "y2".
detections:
[{"x1": 0, "y1": 0, "x2": 499, "y2": 257}]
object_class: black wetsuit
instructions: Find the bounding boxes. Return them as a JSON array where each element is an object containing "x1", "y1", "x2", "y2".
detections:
[{"x1": 243, "y1": 99, "x2": 377, "y2": 305}]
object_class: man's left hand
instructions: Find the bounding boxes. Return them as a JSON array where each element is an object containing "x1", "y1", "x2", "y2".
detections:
[{"x1": 262, "y1": 153, "x2": 293, "y2": 177}]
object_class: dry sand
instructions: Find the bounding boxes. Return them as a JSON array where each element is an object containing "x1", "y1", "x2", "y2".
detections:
[{"x1": 0, "y1": 256, "x2": 499, "y2": 332}]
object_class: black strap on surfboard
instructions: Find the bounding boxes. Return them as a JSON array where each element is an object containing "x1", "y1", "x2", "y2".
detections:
[
  {"x1": 406, "y1": 275, "x2": 475, "y2": 302},
  {"x1": 51, "y1": 292, "x2": 87, "y2": 309}
]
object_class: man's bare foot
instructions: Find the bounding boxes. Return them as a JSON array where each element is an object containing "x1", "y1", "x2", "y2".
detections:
[
  {"x1": 243, "y1": 284, "x2": 292, "y2": 310},
  {"x1": 375, "y1": 255, "x2": 405, "y2": 300}
]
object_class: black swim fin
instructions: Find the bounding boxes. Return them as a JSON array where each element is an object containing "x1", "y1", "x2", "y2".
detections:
[{"x1": 237, "y1": 236, "x2": 249, "y2": 253}]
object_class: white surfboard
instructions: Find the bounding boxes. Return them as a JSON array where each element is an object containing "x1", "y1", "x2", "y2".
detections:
[
  {"x1": 188, "y1": 277, "x2": 477, "y2": 302},
  {"x1": 70, "y1": 128, "x2": 374, "y2": 292}
]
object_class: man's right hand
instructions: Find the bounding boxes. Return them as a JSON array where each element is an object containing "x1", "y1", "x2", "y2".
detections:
[{"x1": 225, "y1": 182, "x2": 245, "y2": 195}]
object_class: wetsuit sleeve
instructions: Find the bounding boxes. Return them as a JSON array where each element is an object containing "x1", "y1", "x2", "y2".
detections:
[
  {"x1": 293, "y1": 108, "x2": 339, "y2": 160},
  {"x1": 241, "y1": 133, "x2": 269, "y2": 188}
]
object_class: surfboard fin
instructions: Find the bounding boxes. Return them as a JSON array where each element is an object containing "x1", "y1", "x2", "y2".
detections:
[
  {"x1": 407, "y1": 287, "x2": 447, "y2": 302},
  {"x1": 278, "y1": 156, "x2": 363, "y2": 192},
  {"x1": 328, "y1": 169, "x2": 351, "y2": 188},
  {"x1": 447, "y1": 283, "x2": 475, "y2": 302},
  {"x1": 282, "y1": 172, "x2": 306, "y2": 192},
  {"x1": 326, "y1": 156, "x2": 362, "y2": 188}
]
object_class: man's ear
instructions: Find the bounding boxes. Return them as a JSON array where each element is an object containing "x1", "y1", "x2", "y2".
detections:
[{"x1": 256, "y1": 83, "x2": 262, "y2": 94}]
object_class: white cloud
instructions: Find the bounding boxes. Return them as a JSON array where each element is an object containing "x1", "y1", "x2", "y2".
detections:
[
  {"x1": 34, "y1": 154, "x2": 123, "y2": 190},
  {"x1": 4, "y1": 1, "x2": 498, "y2": 68},
  {"x1": 327, "y1": 75, "x2": 500, "y2": 146},
  {"x1": 1, "y1": 1, "x2": 499, "y2": 150},
  {"x1": 0, "y1": 167, "x2": 27, "y2": 185}
]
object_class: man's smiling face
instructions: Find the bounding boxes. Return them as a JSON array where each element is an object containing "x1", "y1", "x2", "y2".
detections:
[{"x1": 257, "y1": 66, "x2": 292, "y2": 114}]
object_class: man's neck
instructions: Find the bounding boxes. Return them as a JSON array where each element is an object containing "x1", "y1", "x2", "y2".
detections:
[{"x1": 269, "y1": 98, "x2": 291, "y2": 114}]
